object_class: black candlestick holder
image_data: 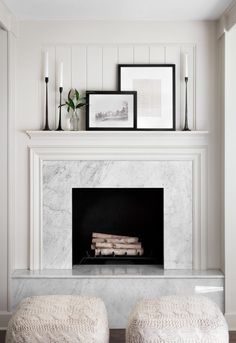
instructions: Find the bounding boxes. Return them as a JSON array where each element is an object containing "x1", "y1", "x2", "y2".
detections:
[
  {"x1": 43, "y1": 77, "x2": 50, "y2": 131},
  {"x1": 56, "y1": 87, "x2": 63, "y2": 131},
  {"x1": 183, "y1": 77, "x2": 191, "y2": 131}
]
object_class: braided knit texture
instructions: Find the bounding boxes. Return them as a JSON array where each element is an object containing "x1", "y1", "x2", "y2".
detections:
[
  {"x1": 126, "y1": 295, "x2": 229, "y2": 343},
  {"x1": 6, "y1": 295, "x2": 109, "y2": 343}
]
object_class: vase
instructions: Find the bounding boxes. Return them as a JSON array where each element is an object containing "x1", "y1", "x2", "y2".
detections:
[{"x1": 65, "y1": 109, "x2": 79, "y2": 131}]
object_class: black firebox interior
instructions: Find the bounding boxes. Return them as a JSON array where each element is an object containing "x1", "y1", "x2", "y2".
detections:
[{"x1": 72, "y1": 188, "x2": 163, "y2": 265}]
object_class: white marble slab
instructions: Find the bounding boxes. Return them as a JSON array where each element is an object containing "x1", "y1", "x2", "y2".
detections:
[
  {"x1": 12, "y1": 267, "x2": 224, "y2": 279},
  {"x1": 43, "y1": 160, "x2": 192, "y2": 269},
  {"x1": 12, "y1": 276, "x2": 224, "y2": 328}
]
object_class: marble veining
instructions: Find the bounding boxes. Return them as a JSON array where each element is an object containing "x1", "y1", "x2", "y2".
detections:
[
  {"x1": 12, "y1": 277, "x2": 224, "y2": 328},
  {"x1": 43, "y1": 160, "x2": 192, "y2": 269}
]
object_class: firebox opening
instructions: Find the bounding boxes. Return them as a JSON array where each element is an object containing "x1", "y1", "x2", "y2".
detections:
[{"x1": 72, "y1": 188, "x2": 164, "y2": 266}]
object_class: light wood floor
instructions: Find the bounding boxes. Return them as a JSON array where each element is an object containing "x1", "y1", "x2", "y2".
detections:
[{"x1": 0, "y1": 330, "x2": 235, "y2": 342}]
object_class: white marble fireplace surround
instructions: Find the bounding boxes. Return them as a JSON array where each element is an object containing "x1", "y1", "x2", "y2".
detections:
[
  {"x1": 11, "y1": 131, "x2": 225, "y2": 328},
  {"x1": 28, "y1": 131, "x2": 208, "y2": 271},
  {"x1": 43, "y1": 160, "x2": 192, "y2": 269}
]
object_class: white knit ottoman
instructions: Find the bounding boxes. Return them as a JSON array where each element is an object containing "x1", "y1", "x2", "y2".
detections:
[
  {"x1": 126, "y1": 295, "x2": 229, "y2": 343},
  {"x1": 6, "y1": 295, "x2": 109, "y2": 343}
]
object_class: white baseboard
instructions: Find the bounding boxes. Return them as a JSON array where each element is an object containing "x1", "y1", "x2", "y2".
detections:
[
  {"x1": 0, "y1": 312, "x2": 11, "y2": 329},
  {"x1": 225, "y1": 312, "x2": 236, "y2": 330}
]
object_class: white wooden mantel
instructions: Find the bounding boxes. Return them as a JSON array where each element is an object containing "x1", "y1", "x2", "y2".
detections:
[
  {"x1": 26, "y1": 130, "x2": 209, "y2": 270},
  {"x1": 26, "y1": 130, "x2": 209, "y2": 145}
]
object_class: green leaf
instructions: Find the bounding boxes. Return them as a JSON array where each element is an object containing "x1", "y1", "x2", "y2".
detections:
[
  {"x1": 76, "y1": 103, "x2": 86, "y2": 108},
  {"x1": 68, "y1": 89, "x2": 72, "y2": 100},
  {"x1": 75, "y1": 89, "x2": 80, "y2": 101},
  {"x1": 66, "y1": 99, "x2": 75, "y2": 110}
]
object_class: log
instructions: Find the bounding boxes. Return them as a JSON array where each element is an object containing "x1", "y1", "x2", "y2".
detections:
[
  {"x1": 92, "y1": 238, "x2": 105, "y2": 243},
  {"x1": 93, "y1": 242, "x2": 142, "y2": 249},
  {"x1": 113, "y1": 243, "x2": 142, "y2": 249},
  {"x1": 92, "y1": 237, "x2": 138, "y2": 244},
  {"x1": 95, "y1": 248, "x2": 144, "y2": 256},
  {"x1": 105, "y1": 237, "x2": 138, "y2": 244},
  {"x1": 94, "y1": 242, "x2": 113, "y2": 249},
  {"x1": 92, "y1": 232, "x2": 139, "y2": 242}
]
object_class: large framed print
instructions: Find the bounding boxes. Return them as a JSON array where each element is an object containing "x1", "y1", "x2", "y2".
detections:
[
  {"x1": 118, "y1": 64, "x2": 175, "y2": 130},
  {"x1": 86, "y1": 91, "x2": 137, "y2": 130}
]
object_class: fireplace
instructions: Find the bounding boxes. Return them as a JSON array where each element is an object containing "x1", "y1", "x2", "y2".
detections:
[
  {"x1": 72, "y1": 188, "x2": 164, "y2": 266},
  {"x1": 40, "y1": 159, "x2": 194, "y2": 270}
]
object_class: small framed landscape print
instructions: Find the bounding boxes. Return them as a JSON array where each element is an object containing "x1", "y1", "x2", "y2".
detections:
[
  {"x1": 118, "y1": 64, "x2": 176, "y2": 130},
  {"x1": 86, "y1": 91, "x2": 137, "y2": 130}
]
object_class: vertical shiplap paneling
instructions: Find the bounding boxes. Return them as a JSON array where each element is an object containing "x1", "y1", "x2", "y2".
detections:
[
  {"x1": 86, "y1": 46, "x2": 103, "y2": 90},
  {"x1": 44, "y1": 43, "x2": 196, "y2": 131},
  {"x1": 55, "y1": 46, "x2": 72, "y2": 129},
  {"x1": 118, "y1": 46, "x2": 134, "y2": 64},
  {"x1": 42, "y1": 46, "x2": 56, "y2": 130},
  {"x1": 149, "y1": 46, "x2": 165, "y2": 64},
  {"x1": 166, "y1": 45, "x2": 181, "y2": 130},
  {"x1": 72, "y1": 46, "x2": 87, "y2": 130},
  {"x1": 72, "y1": 45, "x2": 87, "y2": 90},
  {"x1": 134, "y1": 45, "x2": 150, "y2": 63},
  {"x1": 102, "y1": 46, "x2": 118, "y2": 90},
  {"x1": 181, "y1": 45, "x2": 195, "y2": 130}
]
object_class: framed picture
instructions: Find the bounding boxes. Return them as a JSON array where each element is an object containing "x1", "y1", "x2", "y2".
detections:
[
  {"x1": 118, "y1": 64, "x2": 175, "y2": 130},
  {"x1": 86, "y1": 91, "x2": 137, "y2": 130}
]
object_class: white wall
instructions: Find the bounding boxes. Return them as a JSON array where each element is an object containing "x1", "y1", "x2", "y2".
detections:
[
  {"x1": 14, "y1": 20, "x2": 220, "y2": 270},
  {"x1": 224, "y1": 24, "x2": 236, "y2": 329},
  {"x1": 217, "y1": 33, "x2": 225, "y2": 273},
  {"x1": 0, "y1": 28, "x2": 8, "y2": 314},
  {"x1": 0, "y1": 0, "x2": 17, "y2": 327}
]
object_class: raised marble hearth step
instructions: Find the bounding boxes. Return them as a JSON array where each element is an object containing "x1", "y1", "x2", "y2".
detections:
[{"x1": 11, "y1": 268, "x2": 224, "y2": 328}]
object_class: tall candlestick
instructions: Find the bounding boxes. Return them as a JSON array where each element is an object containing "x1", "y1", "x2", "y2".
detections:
[
  {"x1": 183, "y1": 53, "x2": 190, "y2": 130},
  {"x1": 184, "y1": 54, "x2": 189, "y2": 78},
  {"x1": 56, "y1": 87, "x2": 63, "y2": 131},
  {"x1": 43, "y1": 77, "x2": 50, "y2": 131},
  {"x1": 183, "y1": 77, "x2": 190, "y2": 131},
  {"x1": 44, "y1": 51, "x2": 49, "y2": 78},
  {"x1": 59, "y1": 62, "x2": 63, "y2": 88}
]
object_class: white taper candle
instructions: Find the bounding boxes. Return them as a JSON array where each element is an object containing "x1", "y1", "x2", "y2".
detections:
[
  {"x1": 59, "y1": 62, "x2": 63, "y2": 88},
  {"x1": 44, "y1": 51, "x2": 49, "y2": 78},
  {"x1": 184, "y1": 54, "x2": 189, "y2": 78}
]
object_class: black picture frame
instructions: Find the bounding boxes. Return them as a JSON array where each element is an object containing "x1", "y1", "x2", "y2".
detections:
[
  {"x1": 86, "y1": 91, "x2": 137, "y2": 131},
  {"x1": 118, "y1": 64, "x2": 176, "y2": 131}
]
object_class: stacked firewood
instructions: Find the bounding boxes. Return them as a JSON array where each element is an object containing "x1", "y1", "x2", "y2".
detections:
[{"x1": 91, "y1": 232, "x2": 144, "y2": 256}]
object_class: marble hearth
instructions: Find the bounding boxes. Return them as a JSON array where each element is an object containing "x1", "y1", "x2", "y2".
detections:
[{"x1": 12, "y1": 267, "x2": 224, "y2": 328}]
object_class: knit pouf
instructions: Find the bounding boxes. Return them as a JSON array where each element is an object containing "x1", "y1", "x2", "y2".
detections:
[
  {"x1": 6, "y1": 295, "x2": 109, "y2": 343},
  {"x1": 126, "y1": 295, "x2": 229, "y2": 343}
]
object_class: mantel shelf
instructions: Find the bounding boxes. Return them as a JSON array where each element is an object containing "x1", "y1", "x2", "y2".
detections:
[
  {"x1": 26, "y1": 130, "x2": 209, "y2": 138},
  {"x1": 26, "y1": 130, "x2": 209, "y2": 147}
]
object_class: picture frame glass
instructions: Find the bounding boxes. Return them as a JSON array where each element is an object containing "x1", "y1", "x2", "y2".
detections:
[
  {"x1": 88, "y1": 94, "x2": 135, "y2": 129},
  {"x1": 120, "y1": 66, "x2": 174, "y2": 130}
]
